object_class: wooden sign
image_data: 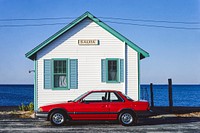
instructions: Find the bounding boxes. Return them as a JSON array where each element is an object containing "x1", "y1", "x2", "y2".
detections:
[{"x1": 78, "y1": 40, "x2": 99, "y2": 45}]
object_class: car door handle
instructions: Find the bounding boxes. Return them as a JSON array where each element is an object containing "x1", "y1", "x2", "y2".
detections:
[{"x1": 101, "y1": 105, "x2": 108, "y2": 108}]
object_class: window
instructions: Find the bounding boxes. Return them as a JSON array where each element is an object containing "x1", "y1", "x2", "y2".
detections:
[
  {"x1": 83, "y1": 92, "x2": 107, "y2": 102},
  {"x1": 110, "y1": 92, "x2": 123, "y2": 102},
  {"x1": 122, "y1": 93, "x2": 134, "y2": 101},
  {"x1": 44, "y1": 59, "x2": 78, "y2": 90},
  {"x1": 107, "y1": 60, "x2": 118, "y2": 82},
  {"x1": 101, "y1": 58, "x2": 124, "y2": 83},
  {"x1": 53, "y1": 60, "x2": 67, "y2": 88}
]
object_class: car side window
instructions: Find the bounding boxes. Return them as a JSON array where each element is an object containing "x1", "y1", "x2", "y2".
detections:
[
  {"x1": 83, "y1": 92, "x2": 107, "y2": 102},
  {"x1": 110, "y1": 92, "x2": 123, "y2": 102}
]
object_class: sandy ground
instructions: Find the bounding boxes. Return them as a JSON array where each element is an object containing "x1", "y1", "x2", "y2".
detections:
[{"x1": 0, "y1": 111, "x2": 34, "y2": 119}]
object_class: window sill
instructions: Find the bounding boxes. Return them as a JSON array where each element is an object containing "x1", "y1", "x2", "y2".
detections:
[
  {"x1": 52, "y1": 87, "x2": 69, "y2": 90},
  {"x1": 106, "y1": 81, "x2": 120, "y2": 83}
]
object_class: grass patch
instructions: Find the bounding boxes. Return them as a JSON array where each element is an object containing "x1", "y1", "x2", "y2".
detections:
[{"x1": 18, "y1": 102, "x2": 34, "y2": 112}]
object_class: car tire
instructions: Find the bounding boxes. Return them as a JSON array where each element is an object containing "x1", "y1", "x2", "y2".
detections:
[
  {"x1": 119, "y1": 111, "x2": 137, "y2": 126},
  {"x1": 50, "y1": 110, "x2": 66, "y2": 126}
]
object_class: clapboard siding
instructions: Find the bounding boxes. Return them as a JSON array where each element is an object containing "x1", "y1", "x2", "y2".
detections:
[
  {"x1": 127, "y1": 46, "x2": 138, "y2": 100},
  {"x1": 36, "y1": 18, "x2": 128, "y2": 107}
]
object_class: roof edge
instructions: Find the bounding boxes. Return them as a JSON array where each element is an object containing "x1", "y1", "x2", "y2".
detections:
[
  {"x1": 25, "y1": 11, "x2": 91, "y2": 60},
  {"x1": 85, "y1": 14, "x2": 149, "y2": 59},
  {"x1": 25, "y1": 11, "x2": 149, "y2": 60}
]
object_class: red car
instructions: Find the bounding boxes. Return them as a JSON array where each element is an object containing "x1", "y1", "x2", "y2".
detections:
[{"x1": 36, "y1": 90, "x2": 150, "y2": 126}]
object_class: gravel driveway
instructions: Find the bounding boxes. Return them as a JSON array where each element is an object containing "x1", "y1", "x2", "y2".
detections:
[{"x1": 0, "y1": 117, "x2": 200, "y2": 133}]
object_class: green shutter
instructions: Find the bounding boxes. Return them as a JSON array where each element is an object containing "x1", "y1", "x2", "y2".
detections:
[
  {"x1": 44, "y1": 59, "x2": 52, "y2": 89},
  {"x1": 70, "y1": 59, "x2": 78, "y2": 89},
  {"x1": 120, "y1": 59, "x2": 124, "y2": 82},
  {"x1": 101, "y1": 59, "x2": 106, "y2": 82}
]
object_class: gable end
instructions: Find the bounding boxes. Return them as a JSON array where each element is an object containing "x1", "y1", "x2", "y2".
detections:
[{"x1": 25, "y1": 11, "x2": 149, "y2": 60}]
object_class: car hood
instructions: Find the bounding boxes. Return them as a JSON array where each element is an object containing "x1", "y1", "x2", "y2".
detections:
[{"x1": 40, "y1": 101, "x2": 76, "y2": 112}]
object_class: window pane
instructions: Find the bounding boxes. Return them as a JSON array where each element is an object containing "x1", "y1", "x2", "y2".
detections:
[
  {"x1": 84, "y1": 92, "x2": 106, "y2": 102},
  {"x1": 63, "y1": 61, "x2": 66, "y2": 73},
  {"x1": 122, "y1": 93, "x2": 134, "y2": 101},
  {"x1": 54, "y1": 60, "x2": 66, "y2": 73},
  {"x1": 110, "y1": 92, "x2": 123, "y2": 102},
  {"x1": 59, "y1": 61, "x2": 62, "y2": 73},
  {"x1": 54, "y1": 75, "x2": 67, "y2": 88},
  {"x1": 110, "y1": 92, "x2": 118, "y2": 101},
  {"x1": 108, "y1": 60, "x2": 117, "y2": 81},
  {"x1": 54, "y1": 61, "x2": 58, "y2": 73}
]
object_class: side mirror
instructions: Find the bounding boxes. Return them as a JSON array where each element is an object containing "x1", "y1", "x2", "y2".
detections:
[
  {"x1": 79, "y1": 99, "x2": 89, "y2": 104},
  {"x1": 79, "y1": 99, "x2": 84, "y2": 103}
]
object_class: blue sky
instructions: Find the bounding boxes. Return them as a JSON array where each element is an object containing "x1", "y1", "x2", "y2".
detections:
[{"x1": 0, "y1": 0, "x2": 199, "y2": 84}]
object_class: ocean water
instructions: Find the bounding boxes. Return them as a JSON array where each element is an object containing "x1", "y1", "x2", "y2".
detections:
[
  {"x1": 0, "y1": 84, "x2": 199, "y2": 107},
  {"x1": 0, "y1": 85, "x2": 34, "y2": 106},
  {"x1": 140, "y1": 85, "x2": 200, "y2": 107}
]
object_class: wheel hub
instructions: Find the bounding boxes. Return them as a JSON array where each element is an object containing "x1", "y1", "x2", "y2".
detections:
[
  {"x1": 52, "y1": 113, "x2": 64, "y2": 125},
  {"x1": 121, "y1": 113, "x2": 133, "y2": 124}
]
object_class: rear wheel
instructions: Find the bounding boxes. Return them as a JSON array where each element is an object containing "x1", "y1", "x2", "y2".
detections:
[
  {"x1": 50, "y1": 110, "x2": 66, "y2": 126},
  {"x1": 119, "y1": 111, "x2": 137, "y2": 126}
]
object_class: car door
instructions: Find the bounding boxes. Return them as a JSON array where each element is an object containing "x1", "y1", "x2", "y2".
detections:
[
  {"x1": 73, "y1": 92, "x2": 109, "y2": 120},
  {"x1": 108, "y1": 92, "x2": 126, "y2": 120}
]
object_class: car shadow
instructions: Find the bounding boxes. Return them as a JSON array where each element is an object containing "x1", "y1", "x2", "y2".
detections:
[
  {"x1": 150, "y1": 106, "x2": 200, "y2": 115},
  {"x1": 137, "y1": 117, "x2": 200, "y2": 126},
  {"x1": 136, "y1": 106, "x2": 200, "y2": 126},
  {"x1": 43, "y1": 117, "x2": 200, "y2": 127}
]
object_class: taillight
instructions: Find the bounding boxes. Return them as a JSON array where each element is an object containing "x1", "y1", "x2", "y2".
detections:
[{"x1": 147, "y1": 103, "x2": 150, "y2": 110}]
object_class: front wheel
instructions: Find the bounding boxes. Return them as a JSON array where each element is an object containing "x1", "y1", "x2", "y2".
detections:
[
  {"x1": 119, "y1": 111, "x2": 137, "y2": 126},
  {"x1": 50, "y1": 110, "x2": 66, "y2": 126}
]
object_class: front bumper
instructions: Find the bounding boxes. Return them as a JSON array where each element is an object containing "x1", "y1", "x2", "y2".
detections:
[{"x1": 35, "y1": 111, "x2": 48, "y2": 119}]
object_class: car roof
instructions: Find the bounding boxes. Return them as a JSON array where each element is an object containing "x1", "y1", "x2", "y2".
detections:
[{"x1": 89, "y1": 90, "x2": 121, "y2": 93}]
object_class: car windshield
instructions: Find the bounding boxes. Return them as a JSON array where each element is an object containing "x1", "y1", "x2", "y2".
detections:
[
  {"x1": 122, "y1": 93, "x2": 134, "y2": 101},
  {"x1": 73, "y1": 91, "x2": 89, "y2": 102}
]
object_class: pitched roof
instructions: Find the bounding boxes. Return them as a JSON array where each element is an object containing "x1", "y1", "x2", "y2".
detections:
[{"x1": 25, "y1": 11, "x2": 149, "y2": 60}]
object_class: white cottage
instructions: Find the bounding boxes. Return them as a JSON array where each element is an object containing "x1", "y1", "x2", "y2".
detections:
[{"x1": 26, "y1": 12, "x2": 149, "y2": 111}]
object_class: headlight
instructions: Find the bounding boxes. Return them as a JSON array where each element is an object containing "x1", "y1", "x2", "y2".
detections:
[{"x1": 38, "y1": 107, "x2": 43, "y2": 112}]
